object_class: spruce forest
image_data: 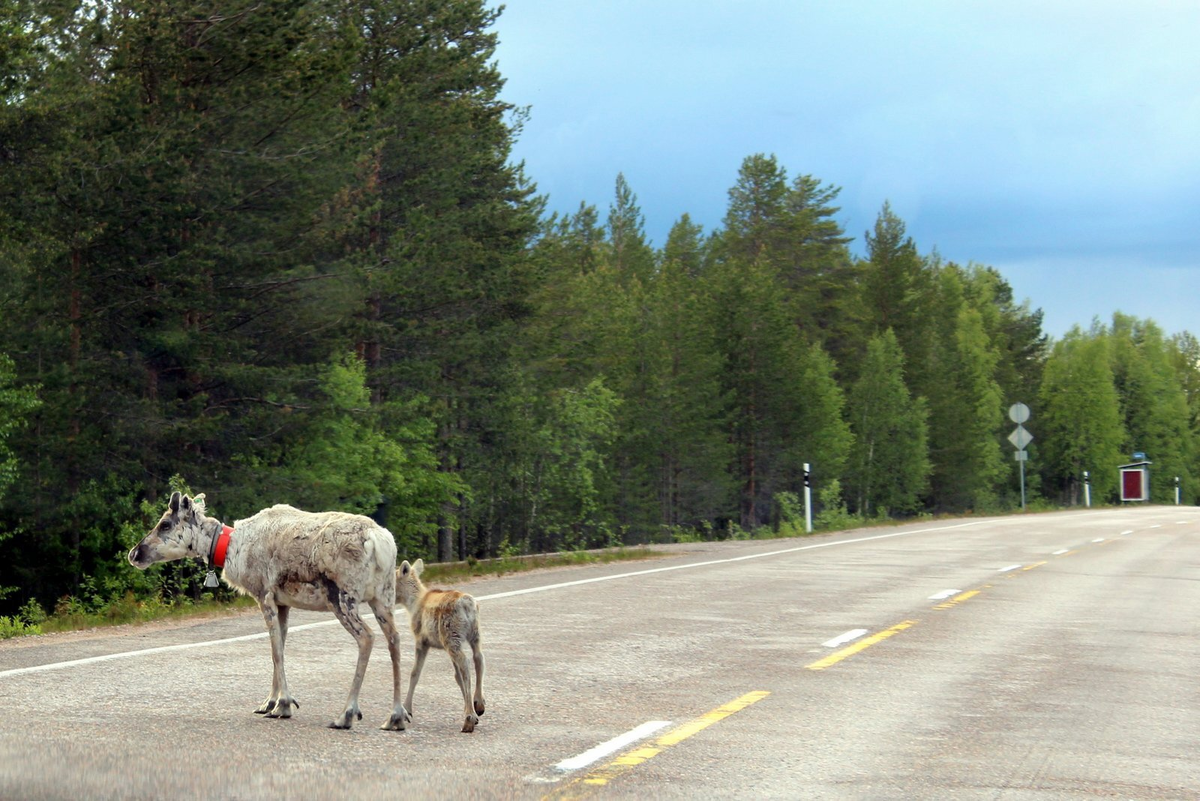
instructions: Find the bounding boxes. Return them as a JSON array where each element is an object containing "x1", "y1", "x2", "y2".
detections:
[{"x1": 1, "y1": 0, "x2": 1197, "y2": 621}]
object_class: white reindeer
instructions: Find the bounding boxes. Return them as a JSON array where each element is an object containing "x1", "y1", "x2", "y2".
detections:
[
  {"x1": 128, "y1": 491, "x2": 411, "y2": 732},
  {"x1": 395, "y1": 559, "x2": 486, "y2": 733}
]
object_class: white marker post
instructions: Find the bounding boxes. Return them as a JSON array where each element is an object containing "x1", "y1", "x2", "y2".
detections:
[
  {"x1": 1175, "y1": 476, "x2": 1181, "y2": 506},
  {"x1": 803, "y1": 463, "x2": 813, "y2": 534},
  {"x1": 1084, "y1": 471, "x2": 1091, "y2": 508}
]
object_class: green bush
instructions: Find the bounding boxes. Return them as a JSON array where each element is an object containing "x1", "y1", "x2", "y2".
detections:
[
  {"x1": 814, "y1": 479, "x2": 861, "y2": 531},
  {"x1": 0, "y1": 615, "x2": 41, "y2": 639}
]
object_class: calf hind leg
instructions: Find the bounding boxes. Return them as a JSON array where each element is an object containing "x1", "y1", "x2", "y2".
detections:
[
  {"x1": 328, "y1": 586, "x2": 372, "y2": 730},
  {"x1": 471, "y1": 639, "x2": 485, "y2": 718},
  {"x1": 405, "y1": 644, "x2": 429, "y2": 720},
  {"x1": 448, "y1": 645, "x2": 479, "y2": 733}
]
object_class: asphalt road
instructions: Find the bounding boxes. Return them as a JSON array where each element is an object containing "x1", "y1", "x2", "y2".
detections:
[{"x1": 2, "y1": 506, "x2": 1198, "y2": 800}]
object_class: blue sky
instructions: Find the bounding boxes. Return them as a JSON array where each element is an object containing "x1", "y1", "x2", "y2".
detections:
[{"x1": 491, "y1": 1, "x2": 1200, "y2": 339}]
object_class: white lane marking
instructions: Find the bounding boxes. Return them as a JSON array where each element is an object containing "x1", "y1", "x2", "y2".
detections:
[
  {"x1": 1178, "y1": 521, "x2": 1189, "y2": 525},
  {"x1": 555, "y1": 721, "x2": 672, "y2": 772},
  {"x1": 1052, "y1": 549, "x2": 1069, "y2": 555},
  {"x1": 1149, "y1": 524, "x2": 1162, "y2": 529},
  {"x1": 822, "y1": 629, "x2": 868, "y2": 648},
  {"x1": 999, "y1": 564, "x2": 1022, "y2": 573},
  {"x1": 477, "y1": 520, "x2": 1008, "y2": 602},
  {"x1": 1121, "y1": 530, "x2": 1134, "y2": 535},
  {"x1": 1091, "y1": 538, "x2": 1105, "y2": 543},
  {"x1": 0, "y1": 623, "x2": 336, "y2": 679},
  {"x1": 928, "y1": 589, "x2": 961, "y2": 601},
  {"x1": 0, "y1": 516, "x2": 1071, "y2": 679}
]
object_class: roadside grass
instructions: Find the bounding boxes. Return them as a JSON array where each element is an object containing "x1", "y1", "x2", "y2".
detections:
[
  {"x1": 1, "y1": 545, "x2": 663, "y2": 640},
  {"x1": 5, "y1": 500, "x2": 1089, "y2": 641},
  {"x1": 419, "y1": 545, "x2": 662, "y2": 584},
  {"x1": 34, "y1": 593, "x2": 260, "y2": 636}
]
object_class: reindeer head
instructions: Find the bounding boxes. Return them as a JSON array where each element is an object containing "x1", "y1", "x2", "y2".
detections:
[
  {"x1": 128, "y1": 491, "x2": 210, "y2": 569},
  {"x1": 396, "y1": 558, "x2": 425, "y2": 606}
]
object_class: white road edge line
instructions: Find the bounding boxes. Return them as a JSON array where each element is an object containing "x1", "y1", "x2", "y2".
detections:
[
  {"x1": 998, "y1": 564, "x2": 1022, "y2": 573},
  {"x1": 822, "y1": 629, "x2": 869, "y2": 648},
  {"x1": 927, "y1": 589, "x2": 961, "y2": 601},
  {"x1": 555, "y1": 720, "x2": 672, "y2": 772},
  {"x1": 0, "y1": 516, "x2": 1067, "y2": 679}
]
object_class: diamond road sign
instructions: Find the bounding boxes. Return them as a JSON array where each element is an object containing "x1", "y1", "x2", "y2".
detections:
[{"x1": 1008, "y1": 425, "x2": 1033, "y2": 451}]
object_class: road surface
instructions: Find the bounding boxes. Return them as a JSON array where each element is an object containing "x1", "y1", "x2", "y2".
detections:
[{"x1": 1, "y1": 506, "x2": 1198, "y2": 799}]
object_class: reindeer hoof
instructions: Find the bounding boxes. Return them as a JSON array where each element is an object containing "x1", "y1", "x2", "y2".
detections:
[
  {"x1": 474, "y1": 699, "x2": 485, "y2": 717},
  {"x1": 329, "y1": 706, "x2": 361, "y2": 729},
  {"x1": 266, "y1": 698, "x2": 296, "y2": 719},
  {"x1": 461, "y1": 714, "x2": 478, "y2": 733},
  {"x1": 381, "y1": 708, "x2": 410, "y2": 732},
  {"x1": 254, "y1": 699, "x2": 276, "y2": 715}
]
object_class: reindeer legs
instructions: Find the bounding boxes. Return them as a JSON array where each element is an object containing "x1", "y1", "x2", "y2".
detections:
[
  {"x1": 257, "y1": 597, "x2": 299, "y2": 718},
  {"x1": 328, "y1": 584, "x2": 372, "y2": 729},
  {"x1": 405, "y1": 643, "x2": 429, "y2": 719},
  {"x1": 369, "y1": 598, "x2": 411, "y2": 731},
  {"x1": 447, "y1": 643, "x2": 479, "y2": 733}
]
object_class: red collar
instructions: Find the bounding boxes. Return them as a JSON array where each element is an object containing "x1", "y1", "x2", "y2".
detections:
[{"x1": 213, "y1": 525, "x2": 234, "y2": 568}]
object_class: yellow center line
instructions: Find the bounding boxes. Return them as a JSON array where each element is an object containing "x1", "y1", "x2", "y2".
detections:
[
  {"x1": 935, "y1": 588, "x2": 981, "y2": 609},
  {"x1": 805, "y1": 620, "x2": 917, "y2": 670},
  {"x1": 1022, "y1": 560, "x2": 1048, "y2": 570},
  {"x1": 543, "y1": 691, "x2": 770, "y2": 800}
]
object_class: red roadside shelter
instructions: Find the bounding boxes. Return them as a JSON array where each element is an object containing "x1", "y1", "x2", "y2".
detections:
[{"x1": 1119, "y1": 460, "x2": 1151, "y2": 502}]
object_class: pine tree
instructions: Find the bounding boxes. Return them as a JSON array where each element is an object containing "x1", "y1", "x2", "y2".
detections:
[
  {"x1": 845, "y1": 330, "x2": 930, "y2": 515},
  {"x1": 861, "y1": 203, "x2": 932, "y2": 386},
  {"x1": 641, "y1": 223, "x2": 734, "y2": 527},
  {"x1": 332, "y1": 0, "x2": 539, "y2": 561},
  {"x1": 0, "y1": 0, "x2": 353, "y2": 595},
  {"x1": 722, "y1": 154, "x2": 789, "y2": 261},
  {"x1": 607, "y1": 173, "x2": 656, "y2": 283},
  {"x1": 1038, "y1": 329, "x2": 1125, "y2": 503},
  {"x1": 1107, "y1": 314, "x2": 1193, "y2": 503}
]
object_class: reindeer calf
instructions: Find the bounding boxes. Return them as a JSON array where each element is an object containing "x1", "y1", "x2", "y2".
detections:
[
  {"x1": 395, "y1": 559, "x2": 486, "y2": 733},
  {"x1": 128, "y1": 492, "x2": 410, "y2": 732}
]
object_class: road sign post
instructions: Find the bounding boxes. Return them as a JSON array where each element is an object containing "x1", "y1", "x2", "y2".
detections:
[{"x1": 1008, "y1": 403, "x2": 1032, "y2": 510}]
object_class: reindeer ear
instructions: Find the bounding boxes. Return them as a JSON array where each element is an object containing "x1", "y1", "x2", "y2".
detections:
[
  {"x1": 169, "y1": 491, "x2": 182, "y2": 513},
  {"x1": 192, "y1": 493, "x2": 207, "y2": 515},
  {"x1": 413, "y1": 558, "x2": 424, "y2": 576},
  {"x1": 180, "y1": 495, "x2": 192, "y2": 512},
  {"x1": 400, "y1": 560, "x2": 411, "y2": 576}
]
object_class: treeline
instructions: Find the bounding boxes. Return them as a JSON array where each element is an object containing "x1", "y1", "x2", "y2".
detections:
[{"x1": 1, "y1": 0, "x2": 1197, "y2": 616}]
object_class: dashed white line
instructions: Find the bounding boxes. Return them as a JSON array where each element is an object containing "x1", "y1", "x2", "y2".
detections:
[
  {"x1": 822, "y1": 629, "x2": 869, "y2": 648},
  {"x1": 1121, "y1": 530, "x2": 1134, "y2": 535},
  {"x1": 1149, "y1": 524, "x2": 1162, "y2": 529},
  {"x1": 1177, "y1": 521, "x2": 1189, "y2": 525},
  {"x1": 554, "y1": 720, "x2": 672, "y2": 772},
  {"x1": 928, "y1": 589, "x2": 961, "y2": 601},
  {"x1": 1052, "y1": 549, "x2": 1069, "y2": 555},
  {"x1": 1091, "y1": 538, "x2": 1105, "y2": 543},
  {"x1": 998, "y1": 564, "x2": 1022, "y2": 573}
]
